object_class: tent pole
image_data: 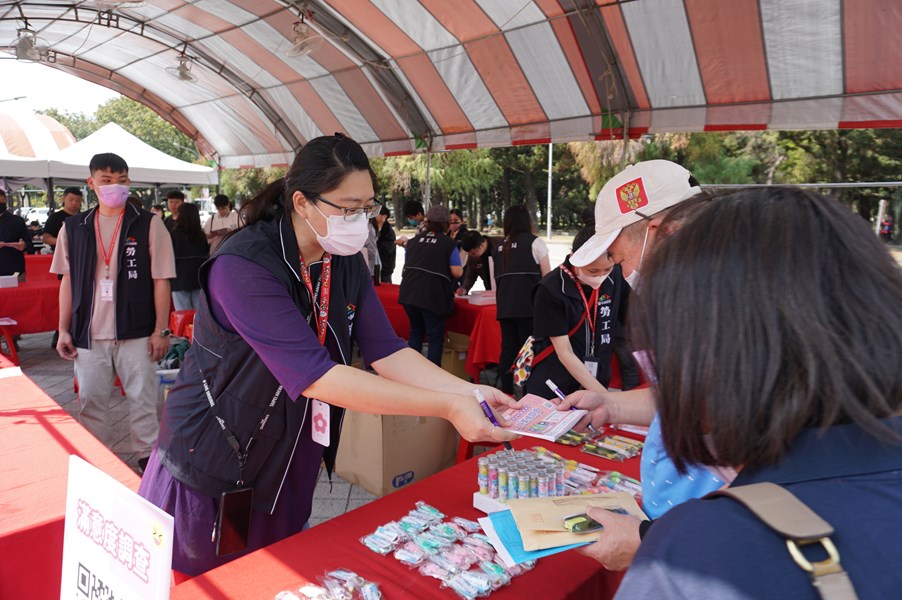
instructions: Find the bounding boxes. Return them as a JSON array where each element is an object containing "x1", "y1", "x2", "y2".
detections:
[
  {"x1": 424, "y1": 150, "x2": 432, "y2": 210},
  {"x1": 47, "y1": 177, "x2": 55, "y2": 210},
  {"x1": 546, "y1": 143, "x2": 553, "y2": 239}
]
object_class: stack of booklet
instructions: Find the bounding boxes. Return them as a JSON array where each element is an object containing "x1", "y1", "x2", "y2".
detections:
[
  {"x1": 499, "y1": 394, "x2": 587, "y2": 442},
  {"x1": 478, "y1": 492, "x2": 647, "y2": 566}
]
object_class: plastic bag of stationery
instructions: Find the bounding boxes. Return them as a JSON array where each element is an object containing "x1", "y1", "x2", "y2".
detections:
[{"x1": 272, "y1": 568, "x2": 383, "y2": 600}]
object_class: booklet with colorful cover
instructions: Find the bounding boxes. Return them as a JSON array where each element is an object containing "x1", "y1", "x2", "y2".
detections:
[{"x1": 499, "y1": 394, "x2": 587, "y2": 442}]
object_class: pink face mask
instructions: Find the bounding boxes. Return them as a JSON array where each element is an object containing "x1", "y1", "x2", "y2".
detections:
[{"x1": 97, "y1": 184, "x2": 130, "y2": 209}]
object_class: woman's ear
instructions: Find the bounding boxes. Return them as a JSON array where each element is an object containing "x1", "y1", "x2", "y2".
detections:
[{"x1": 292, "y1": 190, "x2": 309, "y2": 218}]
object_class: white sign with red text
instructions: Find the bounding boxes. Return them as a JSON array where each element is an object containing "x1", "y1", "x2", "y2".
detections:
[{"x1": 61, "y1": 455, "x2": 173, "y2": 600}]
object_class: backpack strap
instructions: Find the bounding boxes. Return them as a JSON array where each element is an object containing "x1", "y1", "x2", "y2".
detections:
[
  {"x1": 529, "y1": 312, "x2": 587, "y2": 368},
  {"x1": 710, "y1": 482, "x2": 858, "y2": 600}
]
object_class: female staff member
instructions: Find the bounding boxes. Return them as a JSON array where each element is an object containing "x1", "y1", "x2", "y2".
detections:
[
  {"x1": 168, "y1": 202, "x2": 209, "y2": 311},
  {"x1": 493, "y1": 205, "x2": 550, "y2": 394},
  {"x1": 525, "y1": 227, "x2": 628, "y2": 398},
  {"x1": 139, "y1": 135, "x2": 516, "y2": 576},
  {"x1": 398, "y1": 204, "x2": 461, "y2": 365}
]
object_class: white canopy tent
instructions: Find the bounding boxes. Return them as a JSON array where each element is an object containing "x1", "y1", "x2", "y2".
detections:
[
  {"x1": 46, "y1": 123, "x2": 218, "y2": 187},
  {"x1": 0, "y1": 110, "x2": 75, "y2": 186}
]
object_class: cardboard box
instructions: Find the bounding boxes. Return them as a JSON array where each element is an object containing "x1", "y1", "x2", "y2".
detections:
[
  {"x1": 336, "y1": 410, "x2": 459, "y2": 497},
  {"x1": 441, "y1": 332, "x2": 471, "y2": 380}
]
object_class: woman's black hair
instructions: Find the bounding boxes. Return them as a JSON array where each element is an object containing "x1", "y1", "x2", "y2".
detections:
[
  {"x1": 172, "y1": 202, "x2": 206, "y2": 243},
  {"x1": 501, "y1": 204, "x2": 534, "y2": 270},
  {"x1": 634, "y1": 187, "x2": 902, "y2": 472},
  {"x1": 242, "y1": 133, "x2": 376, "y2": 225}
]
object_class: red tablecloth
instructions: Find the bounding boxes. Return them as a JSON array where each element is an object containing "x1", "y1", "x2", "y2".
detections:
[
  {"x1": 24, "y1": 253, "x2": 57, "y2": 282},
  {"x1": 0, "y1": 368, "x2": 141, "y2": 599},
  {"x1": 374, "y1": 284, "x2": 502, "y2": 380},
  {"x1": 0, "y1": 280, "x2": 61, "y2": 335},
  {"x1": 171, "y1": 438, "x2": 639, "y2": 599}
]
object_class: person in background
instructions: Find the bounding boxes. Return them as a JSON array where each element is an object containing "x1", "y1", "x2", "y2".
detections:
[
  {"x1": 0, "y1": 189, "x2": 32, "y2": 281},
  {"x1": 169, "y1": 202, "x2": 210, "y2": 311},
  {"x1": 27, "y1": 221, "x2": 44, "y2": 254},
  {"x1": 456, "y1": 230, "x2": 502, "y2": 295},
  {"x1": 52, "y1": 152, "x2": 176, "y2": 474},
  {"x1": 372, "y1": 204, "x2": 396, "y2": 283},
  {"x1": 399, "y1": 204, "x2": 462, "y2": 366},
  {"x1": 137, "y1": 134, "x2": 517, "y2": 576},
  {"x1": 525, "y1": 226, "x2": 630, "y2": 398},
  {"x1": 150, "y1": 204, "x2": 166, "y2": 220},
  {"x1": 613, "y1": 187, "x2": 902, "y2": 599},
  {"x1": 493, "y1": 204, "x2": 551, "y2": 394},
  {"x1": 395, "y1": 199, "x2": 426, "y2": 247},
  {"x1": 204, "y1": 193, "x2": 242, "y2": 254},
  {"x1": 43, "y1": 187, "x2": 84, "y2": 251},
  {"x1": 163, "y1": 190, "x2": 185, "y2": 230},
  {"x1": 448, "y1": 208, "x2": 468, "y2": 245}
]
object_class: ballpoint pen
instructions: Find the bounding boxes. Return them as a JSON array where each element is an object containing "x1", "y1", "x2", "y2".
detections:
[
  {"x1": 473, "y1": 389, "x2": 514, "y2": 454},
  {"x1": 545, "y1": 379, "x2": 598, "y2": 432}
]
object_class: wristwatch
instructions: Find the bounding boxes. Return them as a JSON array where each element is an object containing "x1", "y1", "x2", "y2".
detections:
[{"x1": 158, "y1": 328, "x2": 172, "y2": 337}]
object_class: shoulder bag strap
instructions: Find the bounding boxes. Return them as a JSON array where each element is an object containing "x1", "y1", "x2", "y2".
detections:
[
  {"x1": 710, "y1": 482, "x2": 858, "y2": 600},
  {"x1": 530, "y1": 312, "x2": 587, "y2": 368}
]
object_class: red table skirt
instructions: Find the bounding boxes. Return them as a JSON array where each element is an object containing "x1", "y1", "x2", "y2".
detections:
[
  {"x1": 374, "y1": 284, "x2": 502, "y2": 380},
  {"x1": 171, "y1": 437, "x2": 637, "y2": 599},
  {"x1": 0, "y1": 280, "x2": 61, "y2": 335},
  {"x1": 24, "y1": 254, "x2": 57, "y2": 282},
  {"x1": 0, "y1": 369, "x2": 141, "y2": 599}
]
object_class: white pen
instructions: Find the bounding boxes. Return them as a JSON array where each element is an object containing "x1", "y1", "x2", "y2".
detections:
[{"x1": 545, "y1": 379, "x2": 598, "y2": 433}]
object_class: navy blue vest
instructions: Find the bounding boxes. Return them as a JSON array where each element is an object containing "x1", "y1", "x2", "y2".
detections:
[
  {"x1": 156, "y1": 214, "x2": 366, "y2": 513},
  {"x1": 493, "y1": 232, "x2": 541, "y2": 319},
  {"x1": 65, "y1": 205, "x2": 155, "y2": 348},
  {"x1": 399, "y1": 231, "x2": 457, "y2": 317}
]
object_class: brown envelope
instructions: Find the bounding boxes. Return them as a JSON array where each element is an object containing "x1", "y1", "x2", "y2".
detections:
[{"x1": 507, "y1": 492, "x2": 647, "y2": 551}]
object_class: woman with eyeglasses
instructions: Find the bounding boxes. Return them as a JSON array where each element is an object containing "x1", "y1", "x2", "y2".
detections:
[{"x1": 138, "y1": 135, "x2": 518, "y2": 577}]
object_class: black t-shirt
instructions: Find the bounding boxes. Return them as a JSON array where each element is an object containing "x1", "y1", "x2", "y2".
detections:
[
  {"x1": 525, "y1": 264, "x2": 628, "y2": 398},
  {"x1": 43, "y1": 209, "x2": 73, "y2": 241}
]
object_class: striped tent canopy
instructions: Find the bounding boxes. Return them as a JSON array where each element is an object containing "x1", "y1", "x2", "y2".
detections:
[
  {"x1": 3, "y1": 1, "x2": 899, "y2": 168},
  {"x1": 0, "y1": 111, "x2": 76, "y2": 157}
]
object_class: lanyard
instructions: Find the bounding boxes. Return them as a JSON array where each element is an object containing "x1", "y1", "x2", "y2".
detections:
[
  {"x1": 95, "y1": 211, "x2": 125, "y2": 279},
  {"x1": 561, "y1": 265, "x2": 600, "y2": 350},
  {"x1": 298, "y1": 252, "x2": 332, "y2": 345}
]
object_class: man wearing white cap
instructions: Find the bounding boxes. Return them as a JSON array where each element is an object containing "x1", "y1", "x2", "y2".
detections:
[{"x1": 557, "y1": 160, "x2": 734, "y2": 570}]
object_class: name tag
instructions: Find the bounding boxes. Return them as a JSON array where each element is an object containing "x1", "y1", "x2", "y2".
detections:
[
  {"x1": 584, "y1": 358, "x2": 599, "y2": 378},
  {"x1": 100, "y1": 279, "x2": 114, "y2": 302},
  {"x1": 311, "y1": 399, "x2": 330, "y2": 447}
]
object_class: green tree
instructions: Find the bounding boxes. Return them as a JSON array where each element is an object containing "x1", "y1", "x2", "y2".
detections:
[
  {"x1": 94, "y1": 97, "x2": 200, "y2": 163},
  {"x1": 38, "y1": 108, "x2": 99, "y2": 140},
  {"x1": 219, "y1": 167, "x2": 287, "y2": 205}
]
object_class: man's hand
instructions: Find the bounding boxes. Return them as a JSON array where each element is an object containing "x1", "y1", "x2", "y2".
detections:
[
  {"x1": 148, "y1": 333, "x2": 168, "y2": 362},
  {"x1": 10, "y1": 238, "x2": 25, "y2": 252},
  {"x1": 576, "y1": 508, "x2": 644, "y2": 571},
  {"x1": 395, "y1": 235, "x2": 409, "y2": 247},
  {"x1": 555, "y1": 390, "x2": 611, "y2": 431},
  {"x1": 57, "y1": 330, "x2": 78, "y2": 360},
  {"x1": 455, "y1": 287, "x2": 468, "y2": 296}
]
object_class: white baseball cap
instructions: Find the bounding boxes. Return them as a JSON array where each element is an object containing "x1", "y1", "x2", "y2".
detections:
[{"x1": 570, "y1": 160, "x2": 701, "y2": 267}]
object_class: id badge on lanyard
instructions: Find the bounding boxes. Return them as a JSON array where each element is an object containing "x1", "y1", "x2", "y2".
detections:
[{"x1": 300, "y1": 253, "x2": 333, "y2": 447}]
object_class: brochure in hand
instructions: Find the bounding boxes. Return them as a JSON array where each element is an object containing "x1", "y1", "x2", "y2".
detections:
[{"x1": 499, "y1": 394, "x2": 587, "y2": 442}]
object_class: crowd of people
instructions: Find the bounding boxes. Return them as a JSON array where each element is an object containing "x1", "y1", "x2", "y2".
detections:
[{"x1": 3, "y1": 132, "x2": 899, "y2": 597}]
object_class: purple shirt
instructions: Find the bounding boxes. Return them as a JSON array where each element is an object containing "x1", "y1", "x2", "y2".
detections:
[{"x1": 207, "y1": 254, "x2": 406, "y2": 399}]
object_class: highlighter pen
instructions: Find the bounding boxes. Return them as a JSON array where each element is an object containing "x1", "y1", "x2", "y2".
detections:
[
  {"x1": 545, "y1": 379, "x2": 598, "y2": 433},
  {"x1": 473, "y1": 389, "x2": 514, "y2": 454}
]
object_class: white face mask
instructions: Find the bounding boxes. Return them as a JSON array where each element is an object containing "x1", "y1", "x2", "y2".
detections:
[
  {"x1": 306, "y1": 201, "x2": 370, "y2": 256},
  {"x1": 97, "y1": 184, "x2": 130, "y2": 209},
  {"x1": 624, "y1": 225, "x2": 650, "y2": 288},
  {"x1": 577, "y1": 272, "x2": 605, "y2": 290}
]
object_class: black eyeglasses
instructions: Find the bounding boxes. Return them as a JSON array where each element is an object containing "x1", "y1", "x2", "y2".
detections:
[{"x1": 306, "y1": 193, "x2": 381, "y2": 222}]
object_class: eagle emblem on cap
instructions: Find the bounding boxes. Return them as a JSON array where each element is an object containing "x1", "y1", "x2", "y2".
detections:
[{"x1": 616, "y1": 178, "x2": 648, "y2": 213}]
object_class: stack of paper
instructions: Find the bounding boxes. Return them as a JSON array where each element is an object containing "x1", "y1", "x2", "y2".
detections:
[
  {"x1": 477, "y1": 493, "x2": 646, "y2": 566},
  {"x1": 499, "y1": 394, "x2": 587, "y2": 442}
]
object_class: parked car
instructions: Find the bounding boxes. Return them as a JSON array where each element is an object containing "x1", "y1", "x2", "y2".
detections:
[{"x1": 24, "y1": 207, "x2": 50, "y2": 226}]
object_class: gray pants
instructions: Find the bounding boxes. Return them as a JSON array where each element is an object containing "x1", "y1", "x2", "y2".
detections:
[{"x1": 74, "y1": 337, "x2": 159, "y2": 459}]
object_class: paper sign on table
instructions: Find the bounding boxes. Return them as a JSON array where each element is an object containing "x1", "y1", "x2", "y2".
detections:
[
  {"x1": 499, "y1": 394, "x2": 587, "y2": 441},
  {"x1": 61, "y1": 455, "x2": 174, "y2": 600}
]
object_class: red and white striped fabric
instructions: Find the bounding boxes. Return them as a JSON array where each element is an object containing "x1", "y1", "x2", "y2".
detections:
[
  {"x1": 3, "y1": 0, "x2": 899, "y2": 167},
  {"x1": 0, "y1": 112, "x2": 75, "y2": 157}
]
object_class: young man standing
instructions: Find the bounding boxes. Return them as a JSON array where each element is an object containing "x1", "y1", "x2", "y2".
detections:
[
  {"x1": 163, "y1": 190, "x2": 185, "y2": 230},
  {"x1": 203, "y1": 193, "x2": 241, "y2": 254},
  {"x1": 42, "y1": 187, "x2": 84, "y2": 251},
  {"x1": 52, "y1": 153, "x2": 176, "y2": 472}
]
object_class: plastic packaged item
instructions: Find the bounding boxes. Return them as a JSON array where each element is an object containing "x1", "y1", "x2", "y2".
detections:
[
  {"x1": 419, "y1": 560, "x2": 453, "y2": 581},
  {"x1": 325, "y1": 569, "x2": 365, "y2": 591},
  {"x1": 459, "y1": 570, "x2": 494, "y2": 595},
  {"x1": 414, "y1": 531, "x2": 452, "y2": 554},
  {"x1": 451, "y1": 517, "x2": 482, "y2": 533},
  {"x1": 360, "y1": 581, "x2": 383, "y2": 600},
  {"x1": 320, "y1": 577, "x2": 353, "y2": 600},
  {"x1": 414, "y1": 501, "x2": 446, "y2": 522},
  {"x1": 477, "y1": 457, "x2": 489, "y2": 495},
  {"x1": 272, "y1": 593, "x2": 304, "y2": 600},
  {"x1": 361, "y1": 526, "x2": 401, "y2": 554},
  {"x1": 296, "y1": 583, "x2": 331, "y2": 600},
  {"x1": 478, "y1": 560, "x2": 511, "y2": 588},
  {"x1": 429, "y1": 522, "x2": 463, "y2": 542},
  {"x1": 581, "y1": 443, "x2": 628, "y2": 461},
  {"x1": 444, "y1": 573, "x2": 480, "y2": 599}
]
